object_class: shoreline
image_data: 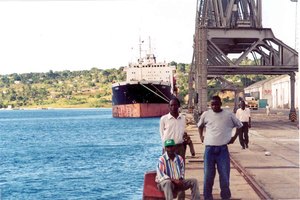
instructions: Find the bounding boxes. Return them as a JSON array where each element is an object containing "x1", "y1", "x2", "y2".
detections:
[{"x1": 0, "y1": 107, "x2": 113, "y2": 110}]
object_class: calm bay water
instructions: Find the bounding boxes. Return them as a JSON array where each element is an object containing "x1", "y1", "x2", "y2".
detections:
[{"x1": 0, "y1": 108, "x2": 162, "y2": 199}]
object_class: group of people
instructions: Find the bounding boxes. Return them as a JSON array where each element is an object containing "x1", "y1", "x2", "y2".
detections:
[{"x1": 155, "y1": 96, "x2": 251, "y2": 200}]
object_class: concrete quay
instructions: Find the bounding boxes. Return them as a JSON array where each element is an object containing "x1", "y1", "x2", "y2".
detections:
[{"x1": 182, "y1": 108, "x2": 299, "y2": 200}]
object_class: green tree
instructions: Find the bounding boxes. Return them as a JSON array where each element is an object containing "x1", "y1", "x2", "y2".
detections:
[
  {"x1": 177, "y1": 63, "x2": 186, "y2": 73},
  {"x1": 1, "y1": 77, "x2": 9, "y2": 84},
  {"x1": 102, "y1": 70, "x2": 111, "y2": 79},
  {"x1": 171, "y1": 61, "x2": 177, "y2": 66},
  {"x1": 13, "y1": 75, "x2": 21, "y2": 81},
  {"x1": 117, "y1": 67, "x2": 124, "y2": 74}
]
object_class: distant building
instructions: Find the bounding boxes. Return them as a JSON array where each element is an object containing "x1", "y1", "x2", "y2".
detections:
[
  {"x1": 244, "y1": 76, "x2": 282, "y2": 107},
  {"x1": 272, "y1": 73, "x2": 299, "y2": 109},
  {"x1": 244, "y1": 73, "x2": 298, "y2": 109}
]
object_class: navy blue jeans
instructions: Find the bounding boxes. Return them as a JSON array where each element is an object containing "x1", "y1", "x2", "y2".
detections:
[{"x1": 203, "y1": 145, "x2": 231, "y2": 199}]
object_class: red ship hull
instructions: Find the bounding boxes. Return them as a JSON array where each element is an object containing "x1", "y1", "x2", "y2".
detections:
[{"x1": 112, "y1": 103, "x2": 169, "y2": 118}]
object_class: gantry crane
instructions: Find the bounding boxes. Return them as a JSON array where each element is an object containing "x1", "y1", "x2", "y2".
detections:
[{"x1": 189, "y1": 0, "x2": 298, "y2": 121}]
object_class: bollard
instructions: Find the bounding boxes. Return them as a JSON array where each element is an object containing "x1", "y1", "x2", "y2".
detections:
[{"x1": 142, "y1": 171, "x2": 177, "y2": 200}]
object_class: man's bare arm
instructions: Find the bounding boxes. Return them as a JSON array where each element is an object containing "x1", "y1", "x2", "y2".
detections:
[{"x1": 198, "y1": 126, "x2": 204, "y2": 143}]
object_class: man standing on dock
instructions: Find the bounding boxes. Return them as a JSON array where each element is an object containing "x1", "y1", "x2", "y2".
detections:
[
  {"x1": 159, "y1": 97, "x2": 186, "y2": 199},
  {"x1": 266, "y1": 104, "x2": 270, "y2": 116},
  {"x1": 198, "y1": 96, "x2": 243, "y2": 199},
  {"x1": 235, "y1": 100, "x2": 251, "y2": 149},
  {"x1": 156, "y1": 139, "x2": 201, "y2": 200}
]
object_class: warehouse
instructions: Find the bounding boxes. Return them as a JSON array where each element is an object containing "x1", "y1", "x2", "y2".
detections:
[{"x1": 244, "y1": 73, "x2": 298, "y2": 109}]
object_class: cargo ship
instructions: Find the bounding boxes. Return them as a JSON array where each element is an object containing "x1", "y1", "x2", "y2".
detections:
[{"x1": 111, "y1": 38, "x2": 177, "y2": 118}]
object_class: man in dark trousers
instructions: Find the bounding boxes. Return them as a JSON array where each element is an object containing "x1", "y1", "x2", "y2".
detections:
[
  {"x1": 235, "y1": 100, "x2": 251, "y2": 149},
  {"x1": 198, "y1": 96, "x2": 243, "y2": 199},
  {"x1": 156, "y1": 139, "x2": 201, "y2": 200},
  {"x1": 159, "y1": 97, "x2": 186, "y2": 199}
]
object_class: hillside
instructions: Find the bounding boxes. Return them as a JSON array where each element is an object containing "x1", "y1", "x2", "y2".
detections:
[
  {"x1": 0, "y1": 68, "x2": 125, "y2": 109},
  {"x1": 0, "y1": 61, "x2": 275, "y2": 109}
]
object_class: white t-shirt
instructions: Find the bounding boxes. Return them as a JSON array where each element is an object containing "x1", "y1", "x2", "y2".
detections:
[
  {"x1": 236, "y1": 108, "x2": 251, "y2": 122},
  {"x1": 160, "y1": 113, "x2": 185, "y2": 146},
  {"x1": 197, "y1": 109, "x2": 243, "y2": 146}
]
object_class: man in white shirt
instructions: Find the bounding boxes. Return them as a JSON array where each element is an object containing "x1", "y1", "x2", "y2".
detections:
[
  {"x1": 266, "y1": 104, "x2": 270, "y2": 116},
  {"x1": 235, "y1": 100, "x2": 251, "y2": 149},
  {"x1": 160, "y1": 97, "x2": 186, "y2": 200}
]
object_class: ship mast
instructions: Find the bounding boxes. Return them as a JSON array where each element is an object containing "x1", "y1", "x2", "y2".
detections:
[
  {"x1": 138, "y1": 36, "x2": 143, "y2": 80},
  {"x1": 148, "y1": 36, "x2": 151, "y2": 54}
]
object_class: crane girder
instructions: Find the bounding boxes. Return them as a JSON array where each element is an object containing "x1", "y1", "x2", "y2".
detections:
[{"x1": 189, "y1": 0, "x2": 298, "y2": 121}]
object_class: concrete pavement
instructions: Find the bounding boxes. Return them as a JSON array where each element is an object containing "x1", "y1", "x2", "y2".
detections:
[{"x1": 182, "y1": 109, "x2": 299, "y2": 200}]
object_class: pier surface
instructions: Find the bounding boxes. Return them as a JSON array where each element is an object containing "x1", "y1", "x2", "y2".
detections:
[{"x1": 183, "y1": 108, "x2": 299, "y2": 200}]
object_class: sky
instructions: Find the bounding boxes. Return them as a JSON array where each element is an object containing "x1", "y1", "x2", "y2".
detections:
[{"x1": 0, "y1": 0, "x2": 298, "y2": 75}]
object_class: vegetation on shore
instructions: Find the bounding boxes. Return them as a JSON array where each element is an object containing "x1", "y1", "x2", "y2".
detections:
[
  {"x1": 0, "y1": 58, "x2": 274, "y2": 109},
  {"x1": 0, "y1": 67, "x2": 125, "y2": 109}
]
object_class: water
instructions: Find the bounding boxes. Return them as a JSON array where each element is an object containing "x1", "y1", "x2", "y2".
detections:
[{"x1": 0, "y1": 109, "x2": 163, "y2": 199}]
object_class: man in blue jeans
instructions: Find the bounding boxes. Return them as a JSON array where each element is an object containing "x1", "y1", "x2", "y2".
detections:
[{"x1": 197, "y1": 96, "x2": 243, "y2": 199}]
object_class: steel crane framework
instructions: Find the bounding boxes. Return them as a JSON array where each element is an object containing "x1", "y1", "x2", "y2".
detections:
[{"x1": 188, "y1": 0, "x2": 299, "y2": 121}]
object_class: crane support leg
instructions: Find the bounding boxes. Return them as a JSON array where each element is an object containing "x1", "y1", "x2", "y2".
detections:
[{"x1": 289, "y1": 72, "x2": 297, "y2": 122}]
